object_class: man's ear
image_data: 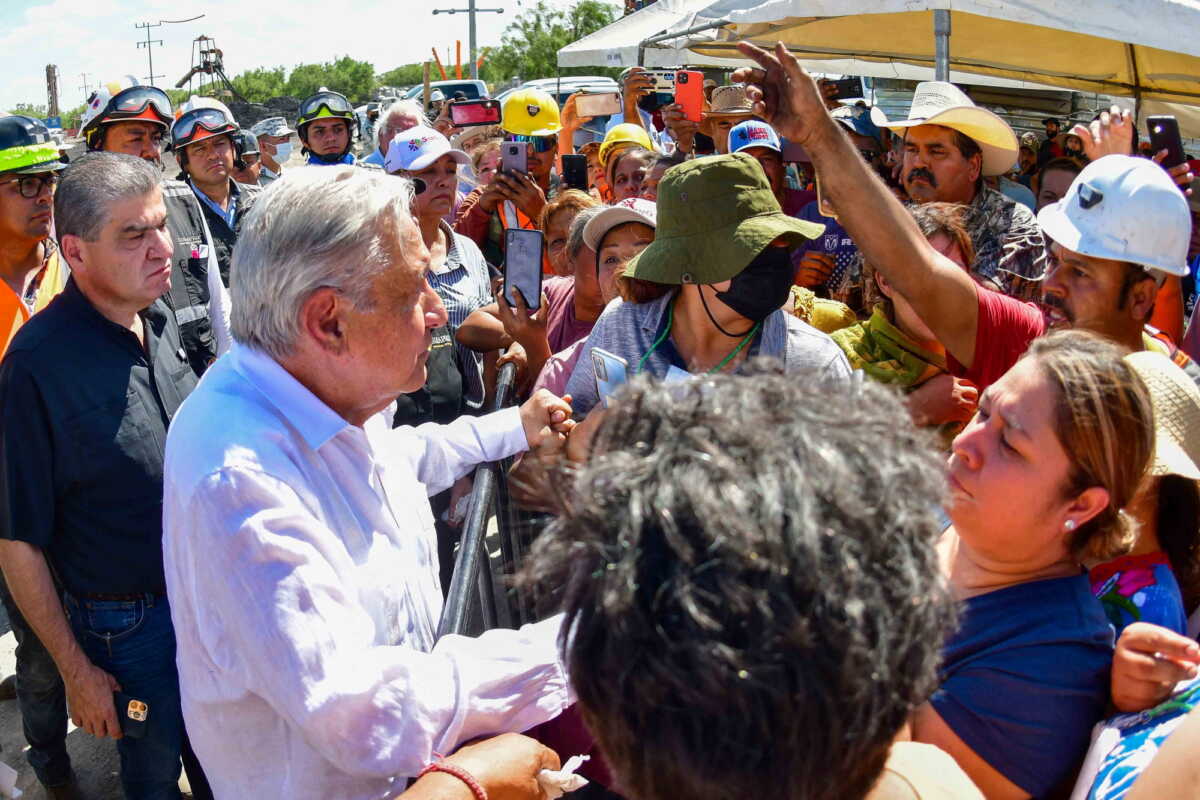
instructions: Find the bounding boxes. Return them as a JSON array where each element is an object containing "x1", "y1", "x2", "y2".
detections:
[
  {"x1": 299, "y1": 287, "x2": 348, "y2": 355},
  {"x1": 1128, "y1": 272, "x2": 1160, "y2": 324},
  {"x1": 59, "y1": 234, "x2": 87, "y2": 274},
  {"x1": 968, "y1": 152, "x2": 983, "y2": 183}
]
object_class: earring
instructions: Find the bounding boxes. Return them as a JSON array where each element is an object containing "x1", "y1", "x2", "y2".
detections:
[{"x1": 1064, "y1": 520, "x2": 1077, "y2": 531}]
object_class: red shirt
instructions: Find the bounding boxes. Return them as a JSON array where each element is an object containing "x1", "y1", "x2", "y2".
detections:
[{"x1": 947, "y1": 286, "x2": 1046, "y2": 392}]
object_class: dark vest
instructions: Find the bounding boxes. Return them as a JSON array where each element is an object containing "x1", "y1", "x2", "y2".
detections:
[{"x1": 161, "y1": 179, "x2": 216, "y2": 377}]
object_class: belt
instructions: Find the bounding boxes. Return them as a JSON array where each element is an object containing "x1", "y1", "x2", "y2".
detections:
[{"x1": 74, "y1": 590, "x2": 166, "y2": 602}]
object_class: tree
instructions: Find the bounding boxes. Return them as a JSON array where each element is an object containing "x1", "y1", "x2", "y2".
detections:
[
  {"x1": 378, "y1": 64, "x2": 426, "y2": 90},
  {"x1": 6, "y1": 103, "x2": 48, "y2": 119},
  {"x1": 232, "y1": 67, "x2": 287, "y2": 103},
  {"x1": 285, "y1": 56, "x2": 376, "y2": 103},
  {"x1": 480, "y1": 0, "x2": 620, "y2": 85}
]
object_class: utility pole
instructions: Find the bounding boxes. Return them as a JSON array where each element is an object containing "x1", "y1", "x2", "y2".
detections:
[
  {"x1": 46, "y1": 65, "x2": 60, "y2": 117},
  {"x1": 432, "y1": 0, "x2": 504, "y2": 81},
  {"x1": 79, "y1": 73, "x2": 93, "y2": 103},
  {"x1": 135, "y1": 21, "x2": 165, "y2": 86}
]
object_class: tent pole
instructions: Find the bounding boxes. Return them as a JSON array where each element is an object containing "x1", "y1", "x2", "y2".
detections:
[{"x1": 934, "y1": 10, "x2": 951, "y2": 82}]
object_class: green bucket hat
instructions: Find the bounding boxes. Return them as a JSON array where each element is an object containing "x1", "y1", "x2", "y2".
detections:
[{"x1": 624, "y1": 151, "x2": 824, "y2": 286}]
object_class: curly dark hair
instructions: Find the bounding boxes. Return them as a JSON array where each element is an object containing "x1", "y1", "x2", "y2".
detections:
[{"x1": 521, "y1": 362, "x2": 959, "y2": 800}]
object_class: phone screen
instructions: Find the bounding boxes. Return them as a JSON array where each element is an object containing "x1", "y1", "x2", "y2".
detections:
[
  {"x1": 450, "y1": 99, "x2": 502, "y2": 127},
  {"x1": 501, "y1": 141, "x2": 528, "y2": 174},
  {"x1": 576, "y1": 92, "x2": 622, "y2": 118},
  {"x1": 503, "y1": 228, "x2": 544, "y2": 312},
  {"x1": 561, "y1": 153, "x2": 588, "y2": 191},
  {"x1": 591, "y1": 347, "x2": 629, "y2": 408},
  {"x1": 1148, "y1": 116, "x2": 1186, "y2": 169}
]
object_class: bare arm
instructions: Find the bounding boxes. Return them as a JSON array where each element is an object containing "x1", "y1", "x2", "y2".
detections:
[
  {"x1": 0, "y1": 540, "x2": 121, "y2": 738},
  {"x1": 733, "y1": 42, "x2": 982, "y2": 367},
  {"x1": 456, "y1": 303, "x2": 512, "y2": 352},
  {"x1": 911, "y1": 703, "x2": 1029, "y2": 800}
]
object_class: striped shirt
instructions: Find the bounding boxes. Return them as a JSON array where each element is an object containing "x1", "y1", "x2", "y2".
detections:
[{"x1": 428, "y1": 222, "x2": 494, "y2": 408}]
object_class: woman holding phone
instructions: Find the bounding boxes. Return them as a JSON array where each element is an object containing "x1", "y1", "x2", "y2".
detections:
[{"x1": 386, "y1": 125, "x2": 493, "y2": 410}]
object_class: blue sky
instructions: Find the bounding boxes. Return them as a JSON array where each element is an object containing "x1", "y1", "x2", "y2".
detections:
[{"x1": 2, "y1": 0, "x2": 620, "y2": 114}]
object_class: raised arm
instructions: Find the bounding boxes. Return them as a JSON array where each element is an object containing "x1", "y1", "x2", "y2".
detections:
[{"x1": 733, "y1": 42, "x2": 982, "y2": 367}]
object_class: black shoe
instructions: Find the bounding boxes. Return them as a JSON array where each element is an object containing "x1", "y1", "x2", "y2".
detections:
[{"x1": 0, "y1": 674, "x2": 15, "y2": 702}]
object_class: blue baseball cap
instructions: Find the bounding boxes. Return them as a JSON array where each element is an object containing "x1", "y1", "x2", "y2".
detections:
[
  {"x1": 728, "y1": 119, "x2": 782, "y2": 155},
  {"x1": 832, "y1": 105, "x2": 882, "y2": 142}
]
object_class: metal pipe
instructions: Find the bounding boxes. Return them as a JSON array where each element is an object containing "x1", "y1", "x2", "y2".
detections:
[
  {"x1": 637, "y1": 18, "x2": 729, "y2": 66},
  {"x1": 934, "y1": 10, "x2": 951, "y2": 82},
  {"x1": 436, "y1": 362, "x2": 518, "y2": 639}
]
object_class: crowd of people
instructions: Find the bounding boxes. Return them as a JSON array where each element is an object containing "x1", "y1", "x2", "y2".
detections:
[{"x1": 0, "y1": 36, "x2": 1198, "y2": 800}]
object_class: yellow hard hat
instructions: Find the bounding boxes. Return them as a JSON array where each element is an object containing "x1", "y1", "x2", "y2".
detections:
[
  {"x1": 501, "y1": 88, "x2": 562, "y2": 137},
  {"x1": 598, "y1": 123, "x2": 655, "y2": 167}
]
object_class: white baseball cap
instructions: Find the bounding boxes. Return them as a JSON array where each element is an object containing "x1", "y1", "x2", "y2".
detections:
[
  {"x1": 583, "y1": 198, "x2": 658, "y2": 251},
  {"x1": 384, "y1": 126, "x2": 470, "y2": 174},
  {"x1": 1037, "y1": 154, "x2": 1191, "y2": 277}
]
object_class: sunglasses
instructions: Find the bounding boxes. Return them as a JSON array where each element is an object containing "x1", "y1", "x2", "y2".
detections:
[
  {"x1": 2, "y1": 172, "x2": 59, "y2": 199},
  {"x1": 505, "y1": 134, "x2": 557, "y2": 153}
]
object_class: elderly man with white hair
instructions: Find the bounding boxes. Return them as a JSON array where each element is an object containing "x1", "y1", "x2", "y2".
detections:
[
  {"x1": 361, "y1": 99, "x2": 425, "y2": 168},
  {"x1": 161, "y1": 166, "x2": 575, "y2": 799}
]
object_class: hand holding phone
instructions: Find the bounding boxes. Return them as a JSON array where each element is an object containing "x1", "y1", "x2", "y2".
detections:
[
  {"x1": 591, "y1": 347, "x2": 629, "y2": 408},
  {"x1": 576, "y1": 92, "x2": 622, "y2": 118},
  {"x1": 503, "y1": 228, "x2": 544, "y2": 313},
  {"x1": 1148, "y1": 115, "x2": 1186, "y2": 170}
]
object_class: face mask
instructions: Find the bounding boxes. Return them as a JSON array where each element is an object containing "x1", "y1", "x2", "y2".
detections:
[
  {"x1": 270, "y1": 141, "x2": 293, "y2": 163},
  {"x1": 715, "y1": 245, "x2": 795, "y2": 324}
]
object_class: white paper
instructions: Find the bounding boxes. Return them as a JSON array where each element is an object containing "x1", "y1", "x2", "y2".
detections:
[{"x1": 537, "y1": 753, "x2": 590, "y2": 799}]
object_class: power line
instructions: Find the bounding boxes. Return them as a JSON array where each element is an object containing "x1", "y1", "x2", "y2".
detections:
[
  {"x1": 135, "y1": 21, "x2": 165, "y2": 86},
  {"x1": 432, "y1": 0, "x2": 504, "y2": 81}
]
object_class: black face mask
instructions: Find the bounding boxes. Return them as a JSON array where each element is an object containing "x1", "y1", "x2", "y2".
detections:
[{"x1": 714, "y1": 245, "x2": 795, "y2": 326}]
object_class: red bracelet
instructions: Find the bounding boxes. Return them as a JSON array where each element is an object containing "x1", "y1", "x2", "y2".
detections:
[{"x1": 417, "y1": 760, "x2": 488, "y2": 800}]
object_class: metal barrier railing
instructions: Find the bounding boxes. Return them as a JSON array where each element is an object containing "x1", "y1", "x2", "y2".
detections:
[{"x1": 436, "y1": 361, "x2": 519, "y2": 639}]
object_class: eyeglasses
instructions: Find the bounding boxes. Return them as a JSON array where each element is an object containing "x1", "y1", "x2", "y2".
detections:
[
  {"x1": 506, "y1": 134, "x2": 557, "y2": 153},
  {"x1": 2, "y1": 173, "x2": 60, "y2": 199}
]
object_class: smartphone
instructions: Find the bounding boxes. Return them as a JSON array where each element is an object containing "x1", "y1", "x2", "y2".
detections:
[
  {"x1": 501, "y1": 141, "x2": 528, "y2": 174},
  {"x1": 638, "y1": 69, "x2": 677, "y2": 113},
  {"x1": 826, "y1": 77, "x2": 863, "y2": 101},
  {"x1": 450, "y1": 98, "x2": 502, "y2": 127},
  {"x1": 816, "y1": 177, "x2": 838, "y2": 220},
  {"x1": 591, "y1": 347, "x2": 629, "y2": 408},
  {"x1": 503, "y1": 228, "x2": 544, "y2": 312},
  {"x1": 114, "y1": 692, "x2": 149, "y2": 739},
  {"x1": 1147, "y1": 115, "x2": 1186, "y2": 169},
  {"x1": 561, "y1": 153, "x2": 588, "y2": 191},
  {"x1": 674, "y1": 70, "x2": 704, "y2": 123},
  {"x1": 576, "y1": 92, "x2": 622, "y2": 118}
]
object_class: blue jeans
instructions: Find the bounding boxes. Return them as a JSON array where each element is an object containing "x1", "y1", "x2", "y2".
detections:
[
  {"x1": 63, "y1": 592, "x2": 184, "y2": 800},
  {"x1": 0, "y1": 576, "x2": 70, "y2": 786}
]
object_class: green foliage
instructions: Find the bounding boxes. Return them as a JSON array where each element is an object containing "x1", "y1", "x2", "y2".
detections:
[
  {"x1": 284, "y1": 56, "x2": 376, "y2": 102},
  {"x1": 60, "y1": 104, "x2": 85, "y2": 131},
  {"x1": 480, "y1": 0, "x2": 621, "y2": 85},
  {"x1": 231, "y1": 67, "x2": 287, "y2": 103},
  {"x1": 6, "y1": 103, "x2": 48, "y2": 119},
  {"x1": 377, "y1": 64, "x2": 427, "y2": 90}
]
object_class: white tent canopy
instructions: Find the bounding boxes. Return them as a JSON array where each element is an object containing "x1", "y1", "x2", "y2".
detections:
[
  {"x1": 557, "y1": 0, "x2": 745, "y2": 69},
  {"x1": 675, "y1": 0, "x2": 1200, "y2": 106}
]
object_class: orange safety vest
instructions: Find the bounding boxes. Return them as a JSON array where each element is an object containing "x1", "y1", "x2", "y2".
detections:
[
  {"x1": 498, "y1": 200, "x2": 555, "y2": 275},
  {"x1": 0, "y1": 243, "x2": 67, "y2": 355}
]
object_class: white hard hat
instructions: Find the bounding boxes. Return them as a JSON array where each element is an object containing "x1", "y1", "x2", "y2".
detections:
[{"x1": 1037, "y1": 154, "x2": 1191, "y2": 277}]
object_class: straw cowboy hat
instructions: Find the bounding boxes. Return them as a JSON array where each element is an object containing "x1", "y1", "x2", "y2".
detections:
[
  {"x1": 705, "y1": 85, "x2": 755, "y2": 118},
  {"x1": 881, "y1": 81, "x2": 1019, "y2": 176},
  {"x1": 1124, "y1": 351, "x2": 1200, "y2": 481}
]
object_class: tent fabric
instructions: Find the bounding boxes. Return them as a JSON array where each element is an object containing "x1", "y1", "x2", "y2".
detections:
[
  {"x1": 557, "y1": 0, "x2": 744, "y2": 68},
  {"x1": 680, "y1": 1, "x2": 1200, "y2": 107}
]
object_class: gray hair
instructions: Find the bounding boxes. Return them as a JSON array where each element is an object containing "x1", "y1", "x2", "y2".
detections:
[
  {"x1": 566, "y1": 205, "x2": 605, "y2": 262},
  {"x1": 378, "y1": 100, "x2": 424, "y2": 151},
  {"x1": 230, "y1": 165, "x2": 416, "y2": 360},
  {"x1": 54, "y1": 152, "x2": 160, "y2": 243}
]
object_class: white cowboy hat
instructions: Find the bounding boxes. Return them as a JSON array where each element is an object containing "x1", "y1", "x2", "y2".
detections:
[{"x1": 881, "y1": 81, "x2": 1018, "y2": 176}]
